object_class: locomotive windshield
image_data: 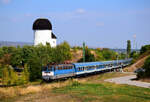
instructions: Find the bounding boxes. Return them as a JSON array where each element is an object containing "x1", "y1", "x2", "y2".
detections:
[
  {"x1": 42, "y1": 66, "x2": 53, "y2": 71},
  {"x1": 42, "y1": 67, "x2": 47, "y2": 71}
]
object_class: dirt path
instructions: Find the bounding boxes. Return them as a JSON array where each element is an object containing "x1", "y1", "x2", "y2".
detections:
[{"x1": 105, "y1": 75, "x2": 150, "y2": 88}]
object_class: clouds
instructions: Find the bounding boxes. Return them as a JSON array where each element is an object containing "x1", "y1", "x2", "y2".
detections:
[
  {"x1": 1, "y1": 0, "x2": 11, "y2": 4},
  {"x1": 96, "y1": 22, "x2": 104, "y2": 27},
  {"x1": 75, "y1": 8, "x2": 86, "y2": 14}
]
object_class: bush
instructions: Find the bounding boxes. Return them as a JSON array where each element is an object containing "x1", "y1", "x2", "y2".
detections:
[
  {"x1": 0, "y1": 65, "x2": 2, "y2": 78},
  {"x1": 137, "y1": 56, "x2": 150, "y2": 78},
  {"x1": 140, "y1": 45, "x2": 150, "y2": 54},
  {"x1": 2, "y1": 65, "x2": 19, "y2": 86},
  {"x1": 143, "y1": 56, "x2": 150, "y2": 77}
]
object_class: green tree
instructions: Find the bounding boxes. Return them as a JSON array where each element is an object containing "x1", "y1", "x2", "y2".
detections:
[
  {"x1": 2, "y1": 65, "x2": 18, "y2": 85},
  {"x1": 130, "y1": 51, "x2": 139, "y2": 59},
  {"x1": 35, "y1": 44, "x2": 50, "y2": 66},
  {"x1": 54, "y1": 41, "x2": 72, "y2": 63},
  {"x1": 101, "y1": 48, "x2": 115, "y2": 60},
  {"x1": 2, "y1": 65, "x2": 10, "y2": 85},
  {"x1": 140, "y1": 45, "x2": 150, "y2": 54},
  {"x1": 78, "y1": 47, "x2": 95, "y2": 62},
  {"x1": 28, "y1": 52, "x2": 42, "y2": 81},
  {"x1": 143, "y1": 56, "x2": 150, "y2": 77},
  {"x1": 19, "y1": 64, "x2": 29, "y2": 84},
  {"x1": 0, "y1": 47, "x2": 4, "y2": 58},
  {"x1": 0, "y1": 65, "x2": 2, "y2": 78},
  {"x1": 9, "y1": 66, "x2": 18, "y2": 85},
  {"x1": 22, "y1": 45, "x2": 35, "y2": 66},
  {"x1": 10, "y1": 46, "x2": 23, "y2": 67},
  {"x1": 127, "y1": 40, "x2": 131, "y2": 58}
]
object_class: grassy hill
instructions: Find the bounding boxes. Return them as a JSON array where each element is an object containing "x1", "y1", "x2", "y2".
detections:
[{"x1": 124, "y1": 50, "x2": 150, "y2": 72}]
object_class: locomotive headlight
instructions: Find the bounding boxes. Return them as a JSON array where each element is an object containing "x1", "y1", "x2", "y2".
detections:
[
  {"x1": 42, "y1": 71, "x2": 54, "y2": 76},
  {"x1": 42, "y1": 72, "x2": 46, "y2": 76}
]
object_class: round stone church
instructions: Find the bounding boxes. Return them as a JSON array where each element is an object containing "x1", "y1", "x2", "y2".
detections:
[{"x1": 33, "y1": 18, "x2": 57, "y2": 47}]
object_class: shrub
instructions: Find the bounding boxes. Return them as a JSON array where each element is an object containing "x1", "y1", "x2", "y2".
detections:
[
  {"x1": 137, "y1": 56, "x2": 150, "y2": 78},
  {"x1": 143, "y1": 56, "x2": 150, "y2": 77},
  {"x1": 2, "y1": 65, "x2": 19, "y2": 86},
  {"x1": 140, "y1": 45, "x2": 150, "y2": 54}
]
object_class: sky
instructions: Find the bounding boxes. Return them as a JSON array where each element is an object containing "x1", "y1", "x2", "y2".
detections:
[{"x1": 0, "y1": 0, "x2": 150, "y2": 49}]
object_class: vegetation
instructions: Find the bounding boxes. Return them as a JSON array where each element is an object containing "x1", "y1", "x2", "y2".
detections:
[
  {"x1": 1, "y1": 65, "x2": 29, "y2": 86},
  {"x1": 1, "y1": 72, "x2": 149, "y2": 102},
  {"x1": 95, "y1": 48, "x2": 123, "y2": 61},
  {"x1": 131, "y1": 44, "x2": 150, "y2": 79},
  {"x1": 0, "y1": 41, "x2": 72, "y2": 84},
  {"x1": 140, "y1": 45, "x2": 150, "y2": 54},
  {"x1": 78, "y1": 46, "x2": 95, "y2": 62},
  {"x1": 127, "y1": 40, "x2": 131, "y2": 58},
  {"x1": 53, "y1": 83, "x2": 150, "y2": 102},
  {"x1": 137, "y1": 56, "x2": 150, "y2": 78}
]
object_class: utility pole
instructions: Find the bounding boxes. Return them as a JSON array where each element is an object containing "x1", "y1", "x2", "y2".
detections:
[{"x1": 83, "y1": 42, "x2": 85, "y2": 62}]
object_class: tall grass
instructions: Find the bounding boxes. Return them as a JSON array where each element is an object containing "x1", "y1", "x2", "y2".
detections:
[{"x1": 0, "y1": 78, "x2": 78, "y2": 99}]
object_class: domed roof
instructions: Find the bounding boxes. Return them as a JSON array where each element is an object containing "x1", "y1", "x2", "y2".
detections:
[{"x1": 33, "y1": 18, "x2": 52, "y2": 30}]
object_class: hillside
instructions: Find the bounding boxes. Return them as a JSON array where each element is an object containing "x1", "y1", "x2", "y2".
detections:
[
  {"x1": 124, "y1": 51, "x2": 150, "y2": 72},
  {"x1": 0, "y1": 41, "x2": 33, "y2": 47}
]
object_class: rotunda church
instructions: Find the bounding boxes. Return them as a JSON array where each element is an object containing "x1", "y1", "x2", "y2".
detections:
[{"x1": 33, "y1": 18, "x2": 57, "y2": 47}]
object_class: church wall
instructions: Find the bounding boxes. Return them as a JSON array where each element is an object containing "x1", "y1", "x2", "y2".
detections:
[{"x1": 34, "y1": 30, "x2": 52, "y2": 46}]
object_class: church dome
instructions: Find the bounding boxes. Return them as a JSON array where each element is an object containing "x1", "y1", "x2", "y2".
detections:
[{"x1": 33, "y1": 18, "x2": 52, "y2": 30}]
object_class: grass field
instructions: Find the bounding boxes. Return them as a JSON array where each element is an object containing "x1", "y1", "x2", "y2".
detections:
[{"x1": 1, "y1": 72, "x2": 150, "y2": 102}]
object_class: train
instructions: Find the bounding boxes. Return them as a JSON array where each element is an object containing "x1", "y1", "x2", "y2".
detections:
[{"x1": 42, "y1": 59, "x2": 132, "y2": 80}]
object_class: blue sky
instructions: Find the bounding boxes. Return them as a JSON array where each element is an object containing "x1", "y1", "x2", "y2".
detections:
[{"x1": 0, "y1": 0, "x2": 150, "y2": 49}]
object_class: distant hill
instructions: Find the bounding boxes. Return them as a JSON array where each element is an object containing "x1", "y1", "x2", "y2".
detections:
[
  {"x1": 111, "y1": 49, "x2": 140, "y2": 53},
  {"x1": 0, "y1": 41, "x2": 33, "y2": 47}
]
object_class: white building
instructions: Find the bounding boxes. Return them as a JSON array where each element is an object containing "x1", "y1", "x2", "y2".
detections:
[{"x1": 33, "y1": 18, "x2": 57, "y2": 47}]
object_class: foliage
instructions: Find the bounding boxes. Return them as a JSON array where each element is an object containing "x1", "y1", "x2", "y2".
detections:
[
  {"x1": 95, "y1": 48, "x2": 119, "y2": 61},
  {"x1": 127, "y1": 40, "x2": 131, "y2": 58},
  {"x1": 137, "y1": 56, "x2": 150, "y2": 78},
  {"x1": 0, "y1": 65, "x2": 2, "y2": 78},
  {"x1": 143, "y1": 56, "x2": 150, "y2": 77},
  {"x1": 0, "y1": 47, "x2": 4, "y2": 58},
  {"x1": 28, "y1": 51, "x2": 42, "y2": 81},
  {"x1": 78, "y1": 47, "x2": 95, "y2": 62},
  {"x1": 130, "y1": 51, "x2": 139, "y2": 59},
  {"x1": 19, "y1": 64, "x2": 29, "y2": 84},
  {"x1": 1, "y1": 65, "x2": 30, "y2": 86},
  {"x1": 54, "y1": 41, "x2": 72, "y2": 63},
  {"x1": 140, "y1": 45, "x2": 150, "y2": 54},
  {"x1": 2, "y1": 65, "x2": 19, "y2": 86},
  {"x1": 10, "y1": 46, "x2": 23, "y2": 67},
  {"x1": 0, "y1": 41, "x2": 72, "y2": 82}
]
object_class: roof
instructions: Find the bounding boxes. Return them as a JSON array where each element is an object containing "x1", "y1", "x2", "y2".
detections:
[
  {"x1": 52, "y1": 32, "x2": 57, "y2": 39},
  {"x1": 73, "y1": 59, "x2": 132, "y2": 67},
  {"x1": 73, "y1": 62, "x2": 103, "y2": 67},
  {"x1": 33, "y1": 18, "x2": 52, "y2": 30}
]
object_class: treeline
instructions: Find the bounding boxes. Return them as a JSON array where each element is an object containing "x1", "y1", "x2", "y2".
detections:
[
  {"x1": 94, "y1": 48, "x2": 126, "y2": 61},
  {"x1": 73, "y1": 47, "x2": 126, "y2": 62},
  {"x1": 0, "y1": 41, "x2": 72, "y2": 85}
]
